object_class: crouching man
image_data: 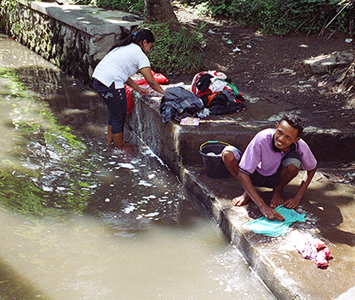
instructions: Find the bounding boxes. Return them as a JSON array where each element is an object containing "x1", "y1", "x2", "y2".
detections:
[{"x1": 222, "y1": 114, "x2": 317, "y2": 221}]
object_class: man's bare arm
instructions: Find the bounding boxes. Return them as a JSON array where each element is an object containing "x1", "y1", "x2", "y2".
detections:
[{"x1": 284, "y1": 167, "x2": 317, "y2": 209}]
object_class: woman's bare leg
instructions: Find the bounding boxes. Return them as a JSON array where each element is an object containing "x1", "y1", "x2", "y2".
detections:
[
  {"x1": 107, "y1": 125, "x2": 113, "y2": 143},
  {"x1": 112, "y1": 132, "x2": 124, "y2": 147}
]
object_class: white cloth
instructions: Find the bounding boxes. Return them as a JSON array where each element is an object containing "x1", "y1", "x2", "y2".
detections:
[
  {"x1": 209, "y1": 78, "x2": 229, "y2": 92},
  {"x1": 93, "y1": 43, "x2": 150, "y2": 89}
]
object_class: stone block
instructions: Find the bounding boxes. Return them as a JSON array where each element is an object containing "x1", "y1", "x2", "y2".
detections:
[{"x1": 304, "y1": 52, "x2": 354, "y2": 74}]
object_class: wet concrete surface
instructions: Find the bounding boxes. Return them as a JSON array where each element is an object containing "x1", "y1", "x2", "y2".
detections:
[
  {"x1": 126, "y1": 84, "x2": 355, "y2": 299},
  {"x1": 184, "y1": 165, "x2": 355, "y2": 300}
]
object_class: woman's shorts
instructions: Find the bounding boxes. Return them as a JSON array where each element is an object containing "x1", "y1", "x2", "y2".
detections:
[{"x1": 93, "y1": 78, "x2": 127, "y2": 134}]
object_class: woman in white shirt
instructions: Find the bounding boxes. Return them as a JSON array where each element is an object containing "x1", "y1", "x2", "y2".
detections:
[{"x1": 93, "y1": 29, "x2": 165, "y2": 147}]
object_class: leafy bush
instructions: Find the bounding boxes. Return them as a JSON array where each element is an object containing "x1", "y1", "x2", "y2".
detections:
[
  {"x1": 144, "y1": 22, "x2": 205, "y2": 75},
  {"x1": 185, "y1": 0, "x2": 354, "y2": 35}
]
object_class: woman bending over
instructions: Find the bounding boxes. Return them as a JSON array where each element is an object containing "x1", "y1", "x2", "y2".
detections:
[{"x1": 93, "y1": 29, "x2": 165, "y2": 147}]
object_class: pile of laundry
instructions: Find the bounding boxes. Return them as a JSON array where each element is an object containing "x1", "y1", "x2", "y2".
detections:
[
  {"x1": 159, "y1": 71, "x2": 246, "y2": 123},
  {"x1": 160, "y1": 87, "x2": 204, "y2": 123},
  {"x1": 191, "y1": 71, "x2": 246, "y2": 115}
]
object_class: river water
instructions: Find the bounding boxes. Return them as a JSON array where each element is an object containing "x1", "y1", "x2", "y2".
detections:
[{"x1": 0, "y1": 33, "x2": 276, "y2": 300}]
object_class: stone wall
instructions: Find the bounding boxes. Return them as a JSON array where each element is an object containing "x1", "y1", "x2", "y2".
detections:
[
  {"x1": 0, "y1": 0, "x2": 141, "y2": 83},
  {"x1": 126, "y1": 94, "x2": 258, "y2": 181}
]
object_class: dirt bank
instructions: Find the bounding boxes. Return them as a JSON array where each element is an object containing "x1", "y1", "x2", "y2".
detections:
[{"x1": 168, "y1": 3, "x2": 355, "y2": 128}]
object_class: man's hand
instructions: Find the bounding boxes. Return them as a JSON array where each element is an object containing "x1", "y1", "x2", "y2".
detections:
[{"x1": 259, "y1": 205, "x2": 285, "y2": 221}]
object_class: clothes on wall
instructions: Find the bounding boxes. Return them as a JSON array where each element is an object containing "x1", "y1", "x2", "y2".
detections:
[
  {"x1": 191, "y1": 71, "x2": 246, "y2": 115},
  {"x1": 160, "y1": 87, "x2": 204, "y2": 123},
  {"x1": 245, "y1": 205, "x2": 305, "y2": 237},
  {"x1": 159, "y1": 71, "x2": 246, "y2": 123}
]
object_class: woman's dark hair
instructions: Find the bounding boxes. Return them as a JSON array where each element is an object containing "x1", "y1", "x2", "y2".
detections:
[
  {"x1": 280, "y1": 114, "x2": 304, "y2": 137},
  {"x1": 109, "y1": 29, "x2": 155, "y2": 52}
]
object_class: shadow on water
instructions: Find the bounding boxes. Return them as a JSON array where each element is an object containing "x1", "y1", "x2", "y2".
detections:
[
  {"x1": 0, "y1": 258, "x2": 49, "y2": 299},
  {"x1": 0, "y1": 34, "x2": 276, "y2": 299}
]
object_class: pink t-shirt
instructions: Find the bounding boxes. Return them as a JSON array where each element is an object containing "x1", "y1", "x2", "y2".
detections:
[{"x1": 239, "y1": 128, "x2": 317, "y2": 176}]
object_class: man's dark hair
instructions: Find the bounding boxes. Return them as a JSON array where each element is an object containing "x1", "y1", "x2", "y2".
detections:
[{"x1": 280, "y1": 114, "x2": 304, "y2": 137}]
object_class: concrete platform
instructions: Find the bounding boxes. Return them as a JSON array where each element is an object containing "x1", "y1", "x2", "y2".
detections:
[
  {"x1": 184, "y1": 166, "x2": 355, "y2": 300},
  {"x1": 19, "y1": 0, "x2": 143, "y2": 36},
  {"x1": 126, "y1": 87, "x2": 355, "y2": 300}
]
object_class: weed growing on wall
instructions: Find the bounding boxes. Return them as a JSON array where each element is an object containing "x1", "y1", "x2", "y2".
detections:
[{"x1": 0, "y1": 0, "x2": 17, "y2": 31}]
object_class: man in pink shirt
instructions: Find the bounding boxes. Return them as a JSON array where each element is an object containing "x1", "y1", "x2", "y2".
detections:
[{"x1": 222, "y1": 114, "x2": 317, "y2": 221}]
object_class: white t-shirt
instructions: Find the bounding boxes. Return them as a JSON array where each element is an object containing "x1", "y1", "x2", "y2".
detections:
[{"x1": 93, "y1": 43, "x2": 150, "y2": 89}]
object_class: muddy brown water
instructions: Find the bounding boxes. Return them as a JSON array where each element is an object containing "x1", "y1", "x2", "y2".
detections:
[{"x1": 0, "y1": 33, "x2": 276, "y2": 299}]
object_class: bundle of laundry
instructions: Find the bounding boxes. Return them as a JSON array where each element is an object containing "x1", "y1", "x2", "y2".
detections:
[
  {"x1": 160, "y1": 87, "x2": 204, "y2": 123},
  {"x1": 191, "y1": 71, "x2": 246, "y2": 115},
  {"x1": 294, "y1": 236, "x2": 332, "y2": 268}
]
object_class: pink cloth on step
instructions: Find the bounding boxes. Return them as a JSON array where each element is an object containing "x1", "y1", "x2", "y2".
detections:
[{"x1": 295, "y1": 236, "x2": 332, "y2": 268}]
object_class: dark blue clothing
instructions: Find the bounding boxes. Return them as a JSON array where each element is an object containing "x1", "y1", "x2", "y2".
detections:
[
  {"x1": 160, "y1": 87, "x2": 204, "y2": 123},
  {"x1": 94, "y1": 78, "x2": 127, "y2": 134}
]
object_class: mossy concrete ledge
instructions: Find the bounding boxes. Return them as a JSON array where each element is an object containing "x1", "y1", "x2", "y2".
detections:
[{"x1": 1, "y1": 0, "x2": 142, "y2": 82}]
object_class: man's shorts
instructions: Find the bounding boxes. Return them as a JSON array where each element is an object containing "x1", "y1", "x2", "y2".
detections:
[{"x1": 222, "y1": 145, "x2": 301, "y2": 188}]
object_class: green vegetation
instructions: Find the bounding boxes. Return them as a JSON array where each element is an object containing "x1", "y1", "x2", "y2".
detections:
[
  {"x1": 78, "y1": 2, "x2": 205, "y2": 74},
  {"x1": 77, "y1": 0, "x2": 354, "y2": 36},
  {"x1": 144, "y1": 22, "x2": 205, "y2": 75},
  {"x1": 185, "y1": 0, "x2": 355, "y2": 35},
  {"x1": 0, "y1": 0, "x2": 17, "y2": 10},
  {"x1": 3, "y1": 0, "x2": 352, "y2": 74},
  {"x1": 81, "y1": 0, "x2": 144, "y2": 12},
  {"x1": 74, "y1": 0, "x2": 353, "y2": 72}
]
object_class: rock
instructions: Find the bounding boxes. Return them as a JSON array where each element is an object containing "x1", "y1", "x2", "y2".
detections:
[{"x1": 303, "y1": 52, "x2": 354, "y2": 74}]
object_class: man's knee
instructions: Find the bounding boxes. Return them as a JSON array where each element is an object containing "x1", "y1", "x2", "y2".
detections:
[
  {"x1": 222, "y1": 150, "x2": 235, "y2": 167},
  {"x1": 282, "y1": 152, "x2": 301, "y2": 169},
  {"x1": 222, "y1": 146, "x2": 242, "y2": 165},
  {"x1": 281, "y1": 163, "x2": 299, "y2": 178}
]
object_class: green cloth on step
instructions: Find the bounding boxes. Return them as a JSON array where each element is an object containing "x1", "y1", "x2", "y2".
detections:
[{"x1": 245, "y1": 206, "x2": 305, "y2": 237}]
